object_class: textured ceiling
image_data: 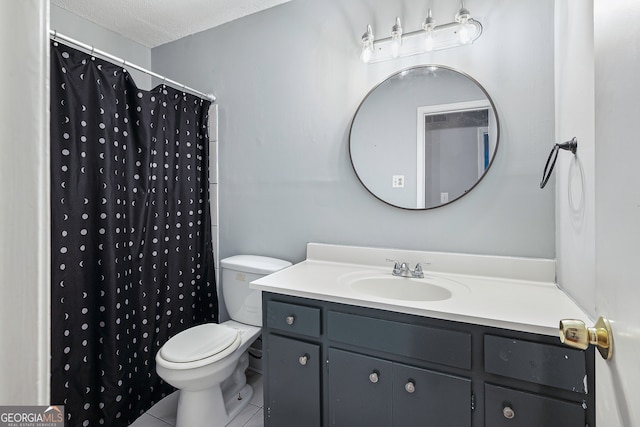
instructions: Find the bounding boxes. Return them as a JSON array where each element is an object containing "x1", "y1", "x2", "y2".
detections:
[{"x1": 50, "y1": 0, "x2": 293, "y2": 48}]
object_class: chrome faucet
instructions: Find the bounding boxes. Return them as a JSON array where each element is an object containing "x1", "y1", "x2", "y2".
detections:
[{"x1": 386, "y1": 259, "x2": 427, "y2": 278}]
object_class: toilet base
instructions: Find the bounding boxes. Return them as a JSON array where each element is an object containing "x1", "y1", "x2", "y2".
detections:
[
  {"x1": 176, "y1": 384, "x2": 254, "y2": 427},
  {"x1": 174, "y1": 353, "x2": 254, "y2": 427}
]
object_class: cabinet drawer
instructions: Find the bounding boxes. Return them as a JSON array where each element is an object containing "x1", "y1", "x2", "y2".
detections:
[
  {"x1": 484, "y1": 335, "x2": 587, "y2": 392},
  {"x1": 485, "y1": 383, "x2": 585, "y2": 427},
  {"x1": 266, "y1": 300, "x2": 321, "y2": 337},
  {"x1": 327, "y1": 311, "x2": 471, "y2": 369}
]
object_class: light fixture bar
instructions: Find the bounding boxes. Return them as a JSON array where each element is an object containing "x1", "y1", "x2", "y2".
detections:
[
  {"x1": 360, "y1": 8, "x2": 483, "y2": 64},
  {"x1": 364, "y1": 20, "x2": 482, "y2": 63}
]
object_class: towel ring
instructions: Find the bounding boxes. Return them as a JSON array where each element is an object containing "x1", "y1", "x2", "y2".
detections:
[{"x1": 540, "y1": 137, "x2": 578, "y2": 189}]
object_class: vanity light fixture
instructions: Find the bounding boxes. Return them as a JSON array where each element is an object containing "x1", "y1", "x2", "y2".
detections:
[{"x1": 360, "y1": 2, "x2": 482, "y2": 64}]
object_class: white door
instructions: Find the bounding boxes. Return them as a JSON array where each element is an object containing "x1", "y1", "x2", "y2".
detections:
[{"x1": 593, "y1": 0, "x2": 640, "y2": 425}]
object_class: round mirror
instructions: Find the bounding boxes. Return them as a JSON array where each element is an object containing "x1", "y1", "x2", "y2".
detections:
[{"x1": 349, "y1": 65, "x2": 499, "y2": 210}]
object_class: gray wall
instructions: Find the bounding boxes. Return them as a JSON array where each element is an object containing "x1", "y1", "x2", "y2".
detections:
[
  {"x1": 51, "y1": 5, "x2": 152, "y2": 88},
  {"x1": 554, "y1": 0, "x2": 596, "y2": 316},
  {"x1": 152, "y1": 0, "x2": 556, "y2": 264}
]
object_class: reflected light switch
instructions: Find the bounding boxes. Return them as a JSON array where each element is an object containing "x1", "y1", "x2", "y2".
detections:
[
  {"x1": 440, "y1": 192, "x2": 449, "y2": 203},
  {"x1": 392, "y1": 175, "x2": 404, "y2": 188}
]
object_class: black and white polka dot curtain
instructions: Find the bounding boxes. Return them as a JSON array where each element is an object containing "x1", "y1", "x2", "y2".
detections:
[{"x1": 50, "y1": 41, "x2": 218, "y2": 426}]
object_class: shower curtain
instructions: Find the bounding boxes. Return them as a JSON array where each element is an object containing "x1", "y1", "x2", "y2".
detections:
[{"x1": 50, "y1": 41, "x2": 218, "y2": 426}]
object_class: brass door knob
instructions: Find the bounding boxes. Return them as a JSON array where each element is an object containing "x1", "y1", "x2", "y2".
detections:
[{"x1": 559, "y1": 316, "x2": 613, "y2": 360}]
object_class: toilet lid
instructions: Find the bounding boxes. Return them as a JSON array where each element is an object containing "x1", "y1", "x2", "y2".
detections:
[{"x1": 160, "y1": 324, "x2": 240, "y2": 363}]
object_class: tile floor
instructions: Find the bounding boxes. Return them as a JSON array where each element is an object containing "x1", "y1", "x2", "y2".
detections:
[{"x1": 129, "y1": 371, "x2": 264, "y2": 427}]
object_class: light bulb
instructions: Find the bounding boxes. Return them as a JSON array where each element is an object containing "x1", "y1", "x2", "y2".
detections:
[
  {"x1": 360, "y1": 25, "x2": 374, "y2": 63},
  {"x1": 390, "y1": 17, "x2": 403, "y2": 58},
  {"x1": 361, "y1": 44, "x2": 373, "y2": 63},
  {"x1": 458, "y1": 23, "x2": 471, "y2": 44},
  {"x1": 423, "y1": 9, "x2": 436, "y2": 52},
  {"x1": 391, "y1": 38, "x2": 401, "y2": 58},
  {"x1": 455, "y1": 4, "x2": 473, "y2": 45},
  {"x1": 425, "y1": 32, "x2": 434, "y2": 51}
]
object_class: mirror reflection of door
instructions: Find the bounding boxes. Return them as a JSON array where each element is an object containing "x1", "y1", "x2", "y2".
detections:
[{"x1": 416, "y1": 101, "x2": 496, "y2": 208}]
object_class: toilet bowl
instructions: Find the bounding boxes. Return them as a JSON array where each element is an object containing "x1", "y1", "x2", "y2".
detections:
[
  {"x1": 155, "y1": 255, "x2": 291, "y2": 427},
  {"x1": 155, "y1": 321, "x2": 261, "y2": 427}
]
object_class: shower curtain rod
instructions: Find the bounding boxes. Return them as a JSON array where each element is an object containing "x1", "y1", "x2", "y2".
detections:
[{"x1": 50, "y1": 30, "x2": 216, "y2": 102}]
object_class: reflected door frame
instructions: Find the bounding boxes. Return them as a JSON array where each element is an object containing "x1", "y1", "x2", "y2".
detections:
[{"x1": 416, "y1": 100, "x2": 492, "y2": 208}]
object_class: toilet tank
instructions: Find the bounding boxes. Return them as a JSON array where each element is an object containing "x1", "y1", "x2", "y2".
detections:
[{"x1": 220, "y1": 255, "x2": 291, "y2": 327}]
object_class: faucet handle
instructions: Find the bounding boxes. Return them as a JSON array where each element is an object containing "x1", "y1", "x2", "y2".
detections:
[
  {"x1": 386, "y1": 259, "x2": 402, "y2": 275},
  {"x1": 412, "y1": 261, "x2": 431, "y2": 278}
]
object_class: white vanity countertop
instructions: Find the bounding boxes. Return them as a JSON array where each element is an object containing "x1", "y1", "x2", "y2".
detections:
[{"x1": 250, "y1": 243, "x2": 591, "y2": 337}]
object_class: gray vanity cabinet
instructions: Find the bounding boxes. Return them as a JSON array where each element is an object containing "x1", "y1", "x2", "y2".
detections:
[{"x1": 262, "y1": 293, "x2": 595, "y2": 427}]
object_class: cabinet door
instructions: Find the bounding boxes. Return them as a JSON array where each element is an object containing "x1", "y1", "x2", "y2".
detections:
[
  {"x1": 485, "y1": 384, "x2": 585, "y2": 427},
  {"x1": 328, "y1": 348, "x2": 393, "y2": 427},
  {"x1": 393, "y1": 363, "x2": 472, "y2": 427},
  {"x1": 265, "y1": 334, "x2": 321, "y2": 427}
]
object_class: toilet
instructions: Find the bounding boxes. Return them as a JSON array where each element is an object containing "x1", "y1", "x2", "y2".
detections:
[{"x1": 155, "y1": 255, "x2": 291, "y2": 427}]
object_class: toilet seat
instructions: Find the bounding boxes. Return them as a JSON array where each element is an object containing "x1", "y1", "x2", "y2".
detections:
[{"x1": 159, "y1": 324, "x2": 241, "y2": 368}]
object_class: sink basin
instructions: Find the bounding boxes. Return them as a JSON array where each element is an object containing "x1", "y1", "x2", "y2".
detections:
[
  {"x1": 350, "y1": 277, "x2": 451, "y2": 301},
  {"x1": 340, "y1": 272, "x2": 469, "y2": 302}
]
